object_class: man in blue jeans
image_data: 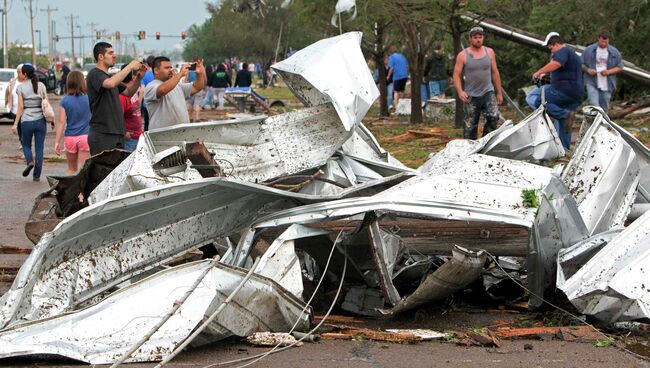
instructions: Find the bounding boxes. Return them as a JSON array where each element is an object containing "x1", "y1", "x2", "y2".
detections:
[
  {"x1": 526, "y1": 32, "x2": 583, "y2": 150},
  {"x1": 582, "y1": 29, "x2": 623, "y2": 112}
]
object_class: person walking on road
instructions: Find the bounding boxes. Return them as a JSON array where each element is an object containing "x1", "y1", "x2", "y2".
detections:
[
  {"x1": 10, "y1": 64, "x2": 50, "y2": 181},
  {"x1": 386, "y1": 46, "x2": 408, "y2": 110},
  {"x1": 55, "y1": 71, "x2": 91, "y2": 175},
  {"x1": 453, "y1": 26, "x2": 503, "y2": 139},
  {"x1": 234, "y1": 62, "x2": 252, "y2": 87},
  {"x1": 144, "y1": 56, "x2": 206, "y2": 129},
  {"x1": 6, "y1": 64, "x2": 25, "y2": 149},
  {"x1": 582, "y1": 29, "x2": 624, "y2": 112},
  {"x1": 526, "y1": 32, "x2": 584, "y2": 150},
  {"x1": 87, "y1": 42, "x2": 146, "y2": 155},
  {"x1": 211, "y1": 63, "x2": 231, "y2": 110}
]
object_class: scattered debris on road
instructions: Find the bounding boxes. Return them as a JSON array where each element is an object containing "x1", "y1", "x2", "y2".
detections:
[{"x1": 1, "y1": 32, "x2": 649, "y2": 365}]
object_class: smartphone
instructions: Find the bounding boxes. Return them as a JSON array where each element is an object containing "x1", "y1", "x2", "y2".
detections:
[{"x1": 189, "y1": 63, "x2": 197, "y2": 71}]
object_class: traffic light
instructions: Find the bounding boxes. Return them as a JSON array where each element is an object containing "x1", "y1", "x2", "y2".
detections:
[
  {"x1": 138, "y1": 30, "x2": 146, "y2": 40},
  {"x1": 181, "y1": 31, "x2": 186, "y2": 40},
  {"x1": 96, "y1": 31, "x2": 101, "y2": 40},
  {"x1": 155, "y1": 32, "x2": 160, "y2": 40},
  {"x1": 115, "y1": 31, "x2": 121, "y2": 40}
]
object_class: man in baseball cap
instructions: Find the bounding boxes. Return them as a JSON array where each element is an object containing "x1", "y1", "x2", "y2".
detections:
[
  {"x1": 452, "y1": 25, "x2": 503, "y2": 139},
  {"x1": 526, "y1": 32, "x2": 583, "y2": 151}
]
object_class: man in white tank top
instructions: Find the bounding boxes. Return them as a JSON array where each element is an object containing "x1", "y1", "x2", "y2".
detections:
[{"x1": 452, "y1": 27, "x2": 503, "y2": 139}]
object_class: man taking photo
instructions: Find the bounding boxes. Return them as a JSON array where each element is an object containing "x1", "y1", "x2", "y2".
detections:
[
  {"x1": 144, "y1": 57, "x2": 206, "y2": 130},
  {"x1": 87, "y1": 42, "x2": 146, "y2": 155}
]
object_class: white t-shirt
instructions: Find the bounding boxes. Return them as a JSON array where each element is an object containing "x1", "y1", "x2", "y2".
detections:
[
  {"x1": 11, "y1": 80, "x2": 22, "y2": 115},
  {"x1": 595, "y1": 47, "x2": 608, "y2": 91},
  {"x1": 144, "y1": 79, "x2": 193, "y2": 130}
]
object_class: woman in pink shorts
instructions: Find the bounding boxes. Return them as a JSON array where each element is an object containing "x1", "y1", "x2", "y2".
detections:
[{"x1": 55, "y1": 71, "x2": 91, "y2": 175}]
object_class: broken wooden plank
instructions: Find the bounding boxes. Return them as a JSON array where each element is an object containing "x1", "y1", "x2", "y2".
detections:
[
  {"x1": 320, "y1": 328, "x2": 421, "y2": 344},
  {"x1": 492, "y1": 326, "x2": 607, "y2": 342},
  {"x1": 185, "y1": 141, "x2": 222, "y2": 177}
]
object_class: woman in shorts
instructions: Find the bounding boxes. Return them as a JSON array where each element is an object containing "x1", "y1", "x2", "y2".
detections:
[{"x1": 55, "y1": 71, "x2": 91, "y2": 175}]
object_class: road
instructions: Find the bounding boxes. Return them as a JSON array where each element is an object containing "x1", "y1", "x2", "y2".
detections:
[{"x1": 0, "y1": 94, "x2": 648, "y2": 368}]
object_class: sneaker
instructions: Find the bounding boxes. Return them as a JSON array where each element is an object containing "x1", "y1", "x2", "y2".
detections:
[
  {"x1": 22, "y1": 163, "x2": 34, "y2": 177},
  {"x1": 33, "y1": 177, "x2": 40, "y2": 182},
  {"x1": 563, "y1": 111, "x2": 574, "y2": 133}
]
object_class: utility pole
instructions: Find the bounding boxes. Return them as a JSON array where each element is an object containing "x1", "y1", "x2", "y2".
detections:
[
  {"x1": 2, "y1": 0, "x2": 7, "y2": 68},
  {"x1": 35, "y1": 29, "x2": 41, "y2": 53},
  {"x1": 88, "y1": 22, "x2": 98, "y2": 62},
  {"x1": 40, "y1": 5, "x2": 58, "y2": 62},
  {"x1": 66, "y1": 14, "x2": 78, "y2": 64},
  {"x1": 27, "y1": 0, "x2": 36, "y2": 65},
  {"x1": 76, "y1": 24, "x2": 82, "y2": 66}
]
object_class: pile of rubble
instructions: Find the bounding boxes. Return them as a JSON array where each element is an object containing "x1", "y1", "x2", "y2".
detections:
[{"x1": 0, "y1": 32, "x2": 648, "y2": 365}]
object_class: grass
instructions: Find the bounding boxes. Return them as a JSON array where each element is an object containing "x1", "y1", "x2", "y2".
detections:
[
  {"x1": 521, "y1": 188, "x2": 539, "y2": 208},
  {"x1": 257, "y1": 85, "x2": 297, "y2": 101}
]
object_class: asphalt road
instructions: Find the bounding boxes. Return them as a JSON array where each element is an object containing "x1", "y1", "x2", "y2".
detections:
[{"x1": 0, "y1": 94, "x2": 648, "y2": 368}]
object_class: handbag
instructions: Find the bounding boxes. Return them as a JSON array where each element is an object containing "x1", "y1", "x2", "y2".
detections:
[{"x1": 40, "y1": 86, "x2": 55, "y2": 122}]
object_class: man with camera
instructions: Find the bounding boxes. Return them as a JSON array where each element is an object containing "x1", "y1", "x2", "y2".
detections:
[
  {"x1": 87, "y1": 42, "x2": 146, "y2": 155},
  {"x1": 144, "y1": 57, "x2": 206, "y2": 130}
]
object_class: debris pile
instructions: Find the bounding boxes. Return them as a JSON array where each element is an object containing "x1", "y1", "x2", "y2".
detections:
[{"x1": 0, "y1": 32, "x2": 648, "y2": 364}]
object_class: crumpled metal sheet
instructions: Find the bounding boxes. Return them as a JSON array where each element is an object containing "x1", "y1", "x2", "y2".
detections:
[
  {"x1": 90, "y1": 104, "x2": 347, "y2": 203},
  {"x1": 556, "y1": 228, "x2": 623, "y2": 286},
  {"x1": 583, "y1": 106, "x2": 650, "y2": 204},
  {"x1": 382, "y1": 246, "x2": 487, "y2": 314},
  {"x1": 252, "y1": 154, "x2": 553, "y2": 232},
  {"x1": 561, "y1": 111, "x2": 639, "y2": 235},
  {"x1": 341, "y1": 124, "x2": 409, "y2": 169},
  {"x1": 0, "y1": 260, "x2": 310, "y2": 364},
  {"x1": 2, "y1": 176, "x2": 416, "y2": 329},
  {"x1": 272, "y1": 32, "x2": 379, "y2": 131},
  {"x1": 253, "y1": 224, "x2": 329, "y2": 298},
  {"x1": 0, "y1": 179, "x2": 297, "y2": 329},
  {"x1": 481, "y1": 105, "x2": 566, "y2": 161},
  {"x1": 528, "y1": 177, "x2": 589, "y2": 309},
  {"x1": 419, "y1": 106, "x2": 564, "y2": 174},
  {"x1": 557, "y1": 210, "x2": 650, "y2": 323}
]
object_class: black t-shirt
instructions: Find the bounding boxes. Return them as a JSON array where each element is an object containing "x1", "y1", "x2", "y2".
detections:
[
  {"x1": 61, "y1": 65, "x2": 70, "y2": 80},
  {"x1": 234, "y1": 70, "x2": 252, "y2": 87},
  {"x1": 87, "y1": 67, "x2": 126, "y2": 135}
]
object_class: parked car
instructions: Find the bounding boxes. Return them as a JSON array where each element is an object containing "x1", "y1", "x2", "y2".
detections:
[
  {"x1": 0, "y1": 68, "x2": 17, "y2": 118},
  {"x1": 35, "y1": 66, "x2": 57, "y2": 92}
]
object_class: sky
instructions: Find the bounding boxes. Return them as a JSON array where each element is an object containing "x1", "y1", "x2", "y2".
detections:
[{"x1": 3, "y1": 0, "x2": 212, "y2": 57}]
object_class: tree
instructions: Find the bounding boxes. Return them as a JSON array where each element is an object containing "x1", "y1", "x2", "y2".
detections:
[{"x1": 384, "y1": 0, "x2": 441, "y2": 124}]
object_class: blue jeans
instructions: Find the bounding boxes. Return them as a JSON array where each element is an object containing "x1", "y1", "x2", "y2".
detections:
[
  {"x1": 124, "y1": 138, "x2": 139, "y2": 152},
  {"x1": 526, "y1": 85, "x2": 581, "y2": 149},
  {"x1": 20, "y1": 118, "x2": 47, "y2": 178},
  {"x1": 428, "y1": 80, "x2": 448, "y2": 96},
  {"x1": 421, "y1": 84, "x2": 429, "y2": 104},
  {"x1": 202, "y1": 87, "x2": 214, "y2": 109},
  {"x1": 586, "y1": 84, "x2": 612, "y2": 112},
  {"x1": 387, "y1": 83, "x2": 393, "y2": 108}
]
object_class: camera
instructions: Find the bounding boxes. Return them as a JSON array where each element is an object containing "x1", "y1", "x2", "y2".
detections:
[{"x1": 189, "y1": 63, "x2": 197, "y2": 71}]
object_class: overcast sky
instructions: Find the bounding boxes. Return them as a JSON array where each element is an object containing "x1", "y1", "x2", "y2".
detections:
[{"x1": 4, "y1": 0, "x2": 212, "y2": 56}]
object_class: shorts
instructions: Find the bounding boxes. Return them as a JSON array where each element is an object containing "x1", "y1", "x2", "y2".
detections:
[
  {"x1": 393, "y1": 78, "x2": 407, "y2": 92},
  {"x1": 186, "y1": 92, "x2": 203, "y2": 108},
  {"x1": 64, "y1": 134, "x2": 90, "y2": 153}
]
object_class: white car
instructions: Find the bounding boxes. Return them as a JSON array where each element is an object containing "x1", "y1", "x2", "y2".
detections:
[{"x1": 0, "y1": 68, "x2": 17, "y2": 117}]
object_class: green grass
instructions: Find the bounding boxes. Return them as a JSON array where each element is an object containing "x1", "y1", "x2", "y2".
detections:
[
  {"x1": 521, "y1": 188, "x2": 539, "y2": 208},
  {"x1": 257, "y1": 86, "x2": 297, "y2": 101}
]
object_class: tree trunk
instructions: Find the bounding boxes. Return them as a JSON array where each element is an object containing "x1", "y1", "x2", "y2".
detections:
[
  {"x1": 409, "y1": 52, "x2": 424, "y2": 124},
  {"x1": 451, "y1": 14, "x2": 464, "y2": 128},
  {"x1": 374, "y1": 22, "x2": 389, "y2": 117}
]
